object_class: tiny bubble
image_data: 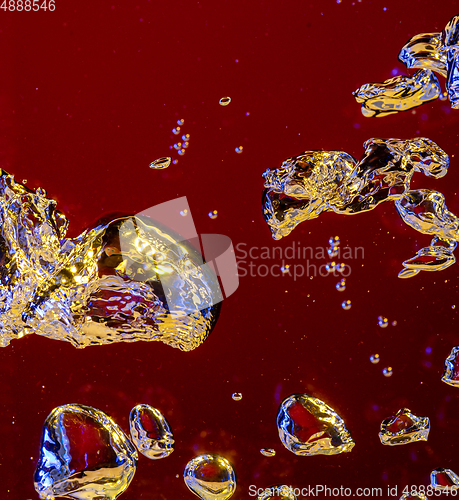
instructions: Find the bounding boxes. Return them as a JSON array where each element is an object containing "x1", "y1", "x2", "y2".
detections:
[
  {"x1": 370, "y1": 354, "x2": 380, "y2": 364},
  {"x1": 232, "y1": 392, "x2": 242, "y2": 401},
  {"x1": 260, "y1": 448, "x2": 276, "y2": 457},
  {"x1": 219, "y1": 96, "x2": 231, "y2": 106},
  {"x1": 178, "y1": 149, "x2": 185, "y2": 156},
  {"x1": 172, "y1": 127, "x2": 181, "y2": 135},
  {"x1": 180, "y1": 209, "x2": 188, "y2": 216},
  {"x1": 336, "y1": 279, "x2": 346, "y2": 292},
  {"x1": 281, "y1": 265, "x2": 290, "y2": 274},
  {"x1": 182, "y1": 133, "x2": 190, "y2": 141},
  {"x1": 235, "y1": 146, "x2": 243, "y2": 154},
  {"x1": 177, "y1": 119, "x2": 184, "y2": 126},
  {"x1": 378, "y1": 316, "x2": 388, "y2": 328},
  {"x1": 341, "y1": 300, "x2": 352, "y2": 310},
  {"x1": 383, "y1": 366, "x2": 393, "y2": 377},
  {"x1": 391, "y1": 320, "x2": 397, "y2": 326},
  {"x1": 208, "y1": 210, "x2": 218, "y2": 219},
  {"x1": 326, "y1": 261, "x2": 336, "y2": 273}
]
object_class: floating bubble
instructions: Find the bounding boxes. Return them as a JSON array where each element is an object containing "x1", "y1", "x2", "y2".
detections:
[
  {"x1": 235, "y1": 146, "x2": 243, "y2": 154},
  {"x1": 383, "y1": 367, "x2": 393, "y2": 377},
  {"x1": 0, "y1": 172, "x2": 222, "y2": 350},
  {"x1": 392, "y1": 320, "x2": 398, "y2": 326},
  {"x1": 277, "y1": 394, "x2": 355, "y2": 456},
  {"x1": 325, "y1": 261, "x2": 336, "y2": 273},
  {"x1": 180, "y1": 209, "x2": 188, "y2": 216},
  {"x1": 208, "y1": 210, "x2": 218, "y2": 219},
  {"x1": 329, "y1": 236, "x2": 340, "y2": 246},
  {"x1": 430, "y1": 468, "x2": 459, "y2": 490},
  {"x1": 399, "y1": 494, "x2": 428, "y2": 500},
  {"x1": 149, "y1": 157, "x2": 172, "y2": 169},
  {"x1": 182, "y1": 133, "x2": 190, "y2": 141},
  {"x1": 281, "y1": 265, "x2": 290, "y2": 274},
  {"x1": 219, "y1": 97, "x2": 231, "y2": 106},
  {"x1": 172, "y1": 159, "x2": 179, "y2": 164},
  {"x1": 336, "y1": 263, "x2": 346, "y2": 273},
  {"x1": 370, "y1": 354, "x2": 380, "y2": 364},
  {"x1": 183, "y1": 141, "x2": 190, "y2": 149},
  {"x1": 260, "y1": 448, "x2": 276, "y2": 457},
  {"x1": 232, "y1": 392, "x2": 242, "y2": 401},
  {"x1": 22, "y1": 179, "x2": 27, "y2": 184},
  {"x1": 379, "y1": 408, "x2": 430, "y2": 446},
  {"x1": 335, "y1": 279, "x2": 346, "y2": 291},
  {"x1": 172, "y1": 127, "x2": 181, "y2": 135},
  {"x1": 378, "y1": 316, "x2": 389, "y2": 328},
  {"x1": 129, "y1": 404, "x2": 174, "y2": 459},
  {"x1": 178, "y1": 149, "x2": 186, "y2": 156},
  {"x1": 184, "y1": 453, "x2": 236, "y2": 500},
  {"x1": 341, "y1": 300, "x2": 352, "y2": 310},
  {"x1": 173, "y1": 142, "x2": 181, "y2": 150},
  {"x1": 262, "y1": 137, "x2": 456, "y2": 278},
  {"x1": 177, "y1": 119, "x2": 185, "y2": 126},
  {"x1": 258, "y1": 485, "x2": 297, "y2": 500},
  {"x1": 34, "y1": 404, "x2": 137, "y2": 500},
  {"x1": 441, "y1": 346, "x2": 459, "y2": 387},
  {"x1": 327, "y1": 246, "x2": 339, "y2": 258}
]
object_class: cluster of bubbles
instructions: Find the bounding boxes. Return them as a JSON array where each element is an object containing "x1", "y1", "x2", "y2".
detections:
[{"x1": 149, "y1": 119, "x2": 191, "y2": 169}]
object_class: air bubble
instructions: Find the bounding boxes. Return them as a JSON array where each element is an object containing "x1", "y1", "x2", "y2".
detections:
[
  {"x1": 177, "y1": 119, "x2": 185, "y2": 126},
  {"x1": 336, "y1": 263, "x2": 346, "y2": 273},
  {"x1": 260, "y1": 448, "x2": 276, "y2": 457},
  {"x1": 281, "y1": 265, "x2": 290, "y2": 274},
  {"x1": 329, "y1": 236, "x2": 340, "y2": 246},
  {"x1": 235, "y1": 146, "x2": 243, "y2": 154},
  {"x1": 341, "y1": 300, "x2": 352, "y2": 310},
  {"x1": 326, "y1": 261, "x2": 336, "y2": 273},
  {"x1": 182, "y1": 141, "x2": 190, "y2": 149},
  {"x1": 219, "y1": 96, "x2": 231, "y2": 106},
  {"x1": 378, "y1": 316, "x2": 389, "y2": 328},
  {"x1": 383, "y1": 367, "x2": 393, "y2": 377},
  {"x1": 178, "y1": 149, "x2": 186, "y2": 156},
  {"x1": 208, "y1": 210, "x2": 218, "y2": 219},
  {"x1": 172, "y1": 127, "x2": 181, "y2": 135},
  {"x1": 370, "y1": 354, "x2": 380, "y2": 364},
  {"x1": 328, "y1": 246, "x2": 339, "y2": 258},
  {"x1": 232, "y1": 392, "x2": 242, "y2": 401},
  {"x1": 180, "y1": 210, "x2": 188, "y2": 216},
  {"x1": 336, "y1": 279, "x2": 346, "y2": 291},
  {"x1": 173, "y1": 143, "x2": 181, "y2": 150},
  {"x1": 149, "y1": 157, "x2": 172, "y2": 170},
  {"x1": 182, "y1": 134, "x2": 190, "y2": 141}
]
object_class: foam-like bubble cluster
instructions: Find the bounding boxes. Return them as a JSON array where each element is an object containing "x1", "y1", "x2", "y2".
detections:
[
  {"x1": 354, "y1": 14, "x2": 459, "y2": 115},
  {"x1": 262, "y1": 138, "x2": 458, "y2": 277},
  {"x1": 0, "y1": 170, "x2": 220, "y2": 350}
]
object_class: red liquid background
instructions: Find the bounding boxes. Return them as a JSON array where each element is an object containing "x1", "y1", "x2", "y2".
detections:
[{"x1": 1, "y1": 1, "x2": 459, "y2": 498}]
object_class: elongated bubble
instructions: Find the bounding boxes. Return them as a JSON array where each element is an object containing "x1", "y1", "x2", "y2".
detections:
[
  {"x1": 34, "y1": 404, "x2": 137, "y2": 500},
  {"x1": 430, "y1": 468, "x2": 459, "y2": 490},
  {"x1": 262, "y1": 138, "x2": 457, "y2": 277},
  {"x1": 277, "y1": 394, "x2": 354, "y2": 456},
  {"x1": 184, "y1": 453, "x2": 236, "y2": 500},
  {"x1": 129, "y1": 404, "x2": 174, "y2": 459}
]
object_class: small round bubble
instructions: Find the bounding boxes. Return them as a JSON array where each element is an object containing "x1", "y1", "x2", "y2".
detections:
[
  {"x1": 180, "y1": 210, "x2": 188, "y2": 216},
  {"x1": 391, "y1": 320, "x2": 397, "y2": 326},
  {"x1": 149, "y1": 157, "x2": 172, "y2": 170},
  {"x1": 370, "y1": 354, "x2": 380, "y2": 364},
  {"x1": 177, "y1": 119, "x2": 184, "y2": 126},
  {"x1": 378, "y1": 316, "x2": 388, "y2": 328},
  {"x1": 341, "y1": 300, "x2": 351, "y2": 310},
  {"x1": 260, "y1": 448, "x2": 276, "y2": 457},
  {"x1": 208, "y1": 210, "x2": 218, "y2": 219},
  {"x1": 328, "y1": 246, "x2": 339, "y2": 258},
  {"x1": 336, "y1": 279, "x2": 346, "y2": 292},
  {"x1": 182, "y1": 134, "x2": 190, "y2": 141},
  {"x1": 235, "y1": 146, "x2": 243, "y2": 154},
  {"x1": 182, "y1": 141, "x2": 190, "y2": 149},
  {"x1": 232, "y1": 392, "x2": 242, "y2": 401},
  {"x1": 336, "y1": 263, "x2": 346, "y2": 273},
  {"x1": 173, "y1": 143, "x2": 181, "y2": 150},
  {"x1": 219, "y1": 96, "x2": 231, "y2": 106},
  {"x1": 383, "y1": 367, "x2": 393, "y2": 377},
  {"x1": 22, "y1": 179, "x2": 27, "y2": 184},
  {"x1": 329, "y1": 236, "x2": 340, "y2": 246},
  {"x1": 172, "y1": 127, "x2": 181, "y2": 135},
  {"x1": 178, "y1": 149, "x2": 186, "y2": 156},
  {"x1": 172, "y1": 159, "x2": 178, "y2": 165},
  {"x1": 281, "y1": 265, "x2": 290, "y2": 274},
  {"x1": 326, "y1": 261, "x2": 336, "y2": 273}
]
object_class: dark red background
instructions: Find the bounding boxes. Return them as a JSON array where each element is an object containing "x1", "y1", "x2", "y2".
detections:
[{"x1": 1, "y1": 1, "x2": 459, "y2": 498}]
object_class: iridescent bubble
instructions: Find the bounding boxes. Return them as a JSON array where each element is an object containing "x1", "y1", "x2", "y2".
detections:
[
  {"x1": 177, "y1": 119, "x2": 185, "y2": 126},
  {"x1": 22, "y1": 179, "x2": 27, "y2": 184},
  {"x1": 184, "y1": 453, "x2": 236, "y2": 500},
  {"x1": 180, "y1": 209, "x2": 188, "y2": 216},
  {"x1": 129, "y1": 404, "x2": 174, "y2": 459},
  {"x1": 232, "y1": 392, "x2": 242, "y2": 401},
  {"x1": 178, "y1": 149, "x2": 186, "y2": 156},
  {"x1": 281, "y1": 265, "x2": 290, "y2": 274},
  {"x1": 182, "y1": 133, "x2": 191, "y2": 141},
  {"x1": 383, "y1": 367, "x2": 393, "y2": 377},
  {"x1": 392, "y1": 320, "x2": 398, "y2": 326},
  {"x1": 335, "y1": 279, "x2": 346, "y2": 292},
  {"x1": 325, "y1": 261, "x2": 336, "y2": 273},
  {"x1": 336, "y1": 263, "x2": 346, "y2": 273},
  {"x1": 34, "y1": 404, "x2": 137, "y2": 500},
  {"x1": 259, "y1": 448, "x2": 276, "y2": 457},
  {"x1": 378, "y1": 316, "x2": 389, "y2": 328},
  {"x1": 235, "y1": 146, "x2": 243, "y2": 154},
  {"x1": 258, "y1": 485, "x2": 297, "y2": 500},
  {"x1": 149, "y1": 157, "x2": 172, "y2": 170},
  {"x1": 219, "y1": 97, "x2": 231, "y2": 106},
  {"x1": 370, "y1": 354, "x2": 380, "y2": 364},
  {"x1": 341, "y1": 300, "x2": 352, "y2": 310},
  {"x1": 277, "y1": 394, "x2": 355, "y2": 456},
  {"x1": 208, "y1": 210, "x2": 218, "y2": 219},
  {"x1": 172, "y1": 127, "x2": 181, "y2": 135},
  {"x1": 173, "y1": 142, "x2": 181, "y2": 150},
  {"x1": 183, "y1": 141, "x2": 190, "y2": 149}
]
